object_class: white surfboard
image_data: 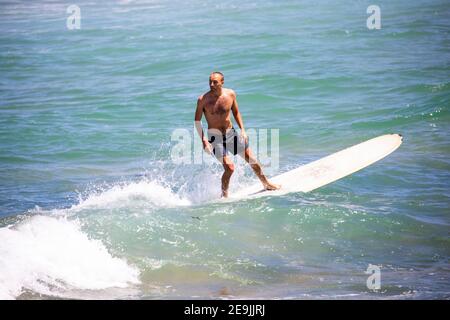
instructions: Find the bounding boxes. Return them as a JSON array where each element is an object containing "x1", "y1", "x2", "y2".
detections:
[{"x1": 225, "y1": 134, "x2": 403, "y2": 201}]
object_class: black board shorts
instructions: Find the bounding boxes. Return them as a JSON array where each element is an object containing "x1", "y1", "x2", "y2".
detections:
[{"x1": 207, "y1": 127, "x2": 249, "y2": 160}]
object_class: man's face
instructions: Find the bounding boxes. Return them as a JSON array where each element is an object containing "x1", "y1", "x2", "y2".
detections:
[{"x1": 209, "y1": 74, "x2": 223, "y2": 92}]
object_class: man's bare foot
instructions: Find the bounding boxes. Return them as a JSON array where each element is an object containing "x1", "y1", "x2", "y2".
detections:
[{"x1": 263, "y1": 181, "x2": 281, "y2": 191}]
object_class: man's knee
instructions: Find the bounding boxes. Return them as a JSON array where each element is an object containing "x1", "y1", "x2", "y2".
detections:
[
  {"x1": 224, "y1": 163, "x2": 235, "y2": 174},
  {"x1": 247, "y1": 155, "x2": 259, "y2": 165}
]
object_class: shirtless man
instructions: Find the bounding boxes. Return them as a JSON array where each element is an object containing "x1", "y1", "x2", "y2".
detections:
[{"x1": 195, "y1": 71, "x2": 281, "y2": 197}]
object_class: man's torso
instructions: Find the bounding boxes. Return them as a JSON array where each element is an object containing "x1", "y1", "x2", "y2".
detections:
[{"x1": 200, "y1": 88, "x2": 234, "y2": 133}]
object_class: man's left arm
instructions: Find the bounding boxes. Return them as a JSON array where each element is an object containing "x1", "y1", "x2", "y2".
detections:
[{"x1": 231, "y1": 91, "x2": 248, "y2": 142}]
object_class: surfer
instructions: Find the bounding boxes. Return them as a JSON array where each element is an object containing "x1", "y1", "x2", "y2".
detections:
[{"x1": 195, "y1": 71, "x2": 281, "y2": 197}]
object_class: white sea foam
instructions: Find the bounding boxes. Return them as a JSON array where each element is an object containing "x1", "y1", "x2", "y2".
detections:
[
  {"x1": 0, "y1": 215, "x2": 140, "y2": 300},
  {"x1": 72, "y1": 180, "x2": 191, "y2": 211}
]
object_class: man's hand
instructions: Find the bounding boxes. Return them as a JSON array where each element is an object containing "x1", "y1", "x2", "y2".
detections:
[
  {"x1": 240, "y1": 130, "x2": 248, "y2": 145},
  {"x1": 203, "y1": 139, "x2": 213, "y2": 154}
]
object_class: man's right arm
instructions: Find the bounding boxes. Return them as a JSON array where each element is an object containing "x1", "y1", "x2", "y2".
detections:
[
  {"x1": 194, "y1": 96, "x2": 212, "y2": 153},
  {"x1": 194, "y1": 96, "x2": 205, "y2": 141}
]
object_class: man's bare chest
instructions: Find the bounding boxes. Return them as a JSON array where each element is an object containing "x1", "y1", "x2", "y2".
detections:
[{"x1": 204, "y1": 98, "x2": 232, "y2": 116}]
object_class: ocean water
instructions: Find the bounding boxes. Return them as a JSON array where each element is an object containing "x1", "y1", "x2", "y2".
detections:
[{"x1": 0, "y1": 0, "x2": 449, "y2": 300}]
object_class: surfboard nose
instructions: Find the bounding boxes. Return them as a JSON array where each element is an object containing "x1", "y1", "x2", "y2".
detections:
[{"x1": 390, "y1": 133, "x2": 403, "y2": 141}]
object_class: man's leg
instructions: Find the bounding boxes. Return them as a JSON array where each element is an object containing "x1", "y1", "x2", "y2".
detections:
[
  {"x1": 208, "y1": 129, "x2": 232, "y2": 197},
  {"x1": 240, "y1": 148, "x2": 280, "y2": 190},
  {"x1": 221, "y1": 155, "x2": 235, "y2": 197}
]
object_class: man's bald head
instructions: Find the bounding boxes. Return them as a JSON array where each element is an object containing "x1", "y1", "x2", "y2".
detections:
[{"x1": 210, "y1": 71, "x2": 224, "y2": 82}]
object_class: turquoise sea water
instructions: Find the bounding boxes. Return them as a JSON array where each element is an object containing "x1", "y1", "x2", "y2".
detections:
[{"x1": 0, "y1": 0, "x2": 449, "y2": 299}]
